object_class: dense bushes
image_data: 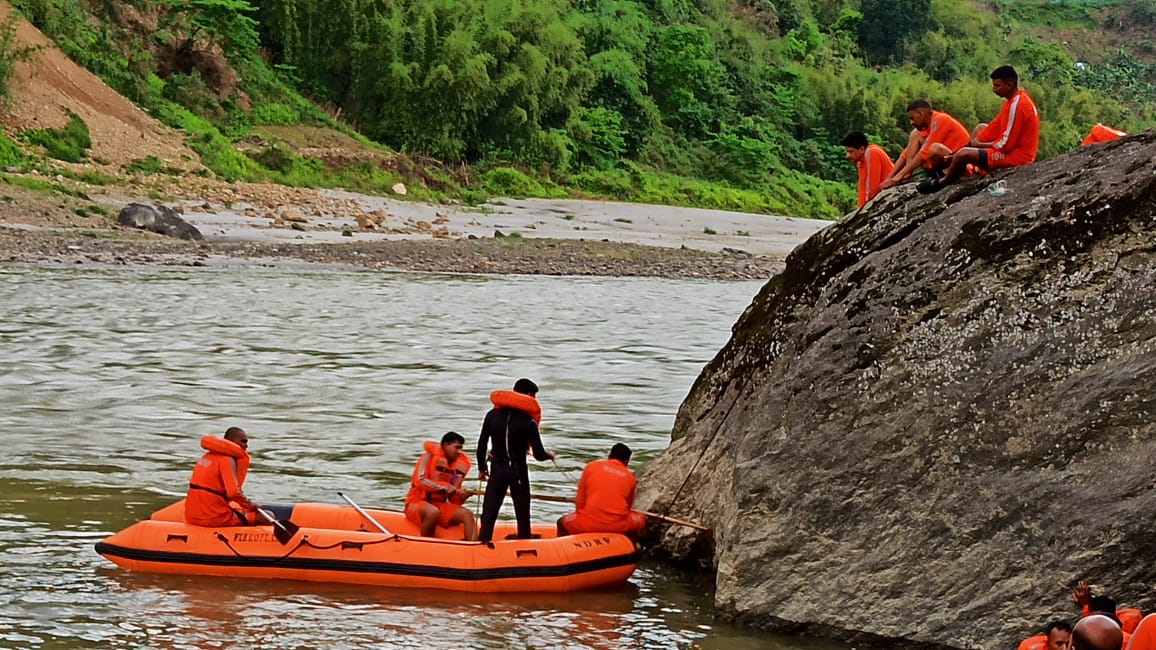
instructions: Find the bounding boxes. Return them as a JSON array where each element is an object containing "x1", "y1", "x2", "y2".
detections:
[{"x1": 6, "y1": 0, "x2": 1156, "y2": 218}]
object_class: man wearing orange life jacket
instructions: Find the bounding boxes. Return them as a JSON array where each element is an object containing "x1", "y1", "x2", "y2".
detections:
[
  {"x1": 477, "y1": 377, "x2": 555, "y2": 543},
  {"x1": 1081, "y1": 124, "x2": 1126, "y2": 146},
  {"x1": 404, "y1": 431, "x2": 477, "y2": 540},
  {"x1": 918, "y1": 65, "x2": 1039, "y2": 194},
  {"x1": 1072, "y1": 582, "x2": 1137, "y2": 648},
  {"x1": 185, "y1": 427, "x2": 260, "y2": 527},
  {"x1": 1019, "y1": 621, "x2": 1073, "y2": 650},
  {"x1": 882, "y1": 99, "x2": 971, "y2": 189},
  {"x1": 556, "y1": 443, "x2": 647, "y2": 538},
  {"x1": 842, "y1": 131, "x2": 894, "y2": 208}
]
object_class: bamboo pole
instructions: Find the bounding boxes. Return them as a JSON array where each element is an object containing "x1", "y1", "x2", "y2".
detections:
[{"x1": 465, "y1": 489, "x2": 710, "y2": 532}]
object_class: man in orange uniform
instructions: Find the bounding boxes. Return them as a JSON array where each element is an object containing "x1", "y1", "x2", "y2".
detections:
[
  {"x1": 556, "y1": 443, "x2": 646, "y2": 538},
  {"x1": 842, "y1": 131, "x2": 894, "y2": 208},
  {"x1": 1019, "y1": 621, "x2": 1073, "y2": 650},
  {"x1": 185, "y1": 427, "x2": 261, "y2": 527},
  {"x1": 881, "y1": 99, "x2": 971, "y2": 189},
  {"x1": 1127, "y1": 613, "x2": 1156, "y2": 650},
  {"x1": 918, "y1": 65, "x2": 1039, "y2": 194},
  {"x1": 1081, "y1": 124, "x2": 1126, "y2": 146},
  {"x1": 405, "y1": 431, "x2": 477, "y2": 540}
]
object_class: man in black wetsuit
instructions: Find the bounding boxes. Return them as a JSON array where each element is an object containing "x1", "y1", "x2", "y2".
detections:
[{"x1": 476, "y1": 378, "x2": 555, "y2": 542}]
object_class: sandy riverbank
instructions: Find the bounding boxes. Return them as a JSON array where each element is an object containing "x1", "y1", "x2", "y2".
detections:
[{"x1": 0, "y1": 181, "x2": 832, "y2": 279}]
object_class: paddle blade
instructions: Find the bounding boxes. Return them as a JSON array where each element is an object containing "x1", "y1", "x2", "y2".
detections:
[
  {"x1": 257, "y1": 507, "x2": 298, "y2": 545},
  {"x1": 271, "y1": 519, "x2": 299, "y2": 545}
]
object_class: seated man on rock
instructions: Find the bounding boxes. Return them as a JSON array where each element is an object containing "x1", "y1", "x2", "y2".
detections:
[
  {"x1": 881, "y1": 99, "x2": 971, "y2": 190},
  {"x1": 918, "y1": 66, "x2": 1039, "y2": 194}
]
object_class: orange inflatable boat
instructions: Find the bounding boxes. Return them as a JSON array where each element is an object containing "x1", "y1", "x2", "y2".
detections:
[{"x1": 95, "y1": 500, "x2": 640, "y2": 593}]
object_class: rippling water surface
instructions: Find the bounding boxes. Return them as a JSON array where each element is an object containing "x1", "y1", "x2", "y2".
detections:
[{"x1": 0, "y1": 265, "x2": 843, "y2": 650}]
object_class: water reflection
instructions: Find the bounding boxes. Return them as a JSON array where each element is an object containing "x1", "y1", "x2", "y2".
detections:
[{"x1": 0, "y1": 265, "x2": 844, "y2": 649}]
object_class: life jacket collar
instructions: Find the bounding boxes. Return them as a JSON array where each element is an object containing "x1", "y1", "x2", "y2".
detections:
[{"x1": 200, "y1": 435, "x2": 249, "y2": 459}]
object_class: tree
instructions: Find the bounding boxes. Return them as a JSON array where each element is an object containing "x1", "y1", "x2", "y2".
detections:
[{"x1": 858, "y1": 0, "x2": 932, "y2": 66}]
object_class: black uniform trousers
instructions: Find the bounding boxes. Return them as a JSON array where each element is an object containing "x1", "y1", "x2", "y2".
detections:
[{"x1": 478, "y1": 459, "x2": 532, "y2": 542}]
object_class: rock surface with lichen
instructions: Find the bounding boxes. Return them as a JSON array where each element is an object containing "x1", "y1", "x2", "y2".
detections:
[{"x1": 637, "y1": 130, "x2": 1156, "y2": 649}]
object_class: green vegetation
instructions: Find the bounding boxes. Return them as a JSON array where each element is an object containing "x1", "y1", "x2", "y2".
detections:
[
  {"x1": 124, "y1": 156, "x2": 182, "y2": 176},
  {"x1": 5, "y1": 0, "x2": 1156, "y2": 218},
  {"x1": 0, "y1": 130, "x2": 25, "y2": 167},
  {"x1": 22, "y1": 110, "x2": 91, "y2": 162},
  {"x1": 0, "y1": 13, "x2": 39, "y2": 101}
]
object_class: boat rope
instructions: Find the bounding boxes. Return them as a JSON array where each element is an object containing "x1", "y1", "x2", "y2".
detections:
[
  {"x1": 550, "y1": 458, "x2": 580, "y2": 485},
  {"x1": 212, "y1": 531, "x2": 490, "y2": 558},
  {"x1": 661, "y1": 377, "x2": 748, "y2": 528}
]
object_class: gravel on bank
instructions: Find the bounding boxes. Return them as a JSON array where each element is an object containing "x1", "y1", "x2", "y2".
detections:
[{"x1": 0, "y1": 226, "x2": 786, "y2": 280}]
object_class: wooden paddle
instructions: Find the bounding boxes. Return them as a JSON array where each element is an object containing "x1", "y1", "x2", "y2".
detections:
[
  {"x1": 256, "y1": 507, "x2": 300, "y2": 545},
  {"x1": 465, "y1": 489, "x2": 710, "y2": 532}
]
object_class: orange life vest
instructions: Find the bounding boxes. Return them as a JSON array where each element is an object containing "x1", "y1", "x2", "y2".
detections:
[
  {"x1": 1018, "y1": 634, "x2": 1046, "y2": 650},
  {"x1": 1081, "y1": 124, "x2": 1126, "y2": 146},
  {"x1": 185, "y1": 436, "x2": 253, "y2": 526},
  {"x1": 405, "y1": 440, "x2": 471, "y2": 507},
  {"x1": 491, "y1": 390, "x2": 543, "y2": 455},
  {"x1": 491, "y1": 390, "x2": 541, "y2": 424},
  {"x1": 1119, "y1": 608, "x2": 1144, "y2": 634}
]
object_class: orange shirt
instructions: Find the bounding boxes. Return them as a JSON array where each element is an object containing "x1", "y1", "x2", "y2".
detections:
[
  {"x1": 574, "y1": 458, "x2": 638, "y2": 527},
  {"x1": 1081, "y1": 123, "x2": 1126, "y2": 146},
  {"x1": 919, "y1": 111, "x2": 971, "y2": 162},
  {"x1": 856, "y1": 144, "x2": 894, "y2": 207},
  {"x1": 976, "y1": 88, "x2": 1039, "y2": 166},
  {"x1": 185, "y1": 436, "x2": 253, "y2": 527},
  {"x1": 1128, "y1": 613, "x2": 1156, "y2": 650}
]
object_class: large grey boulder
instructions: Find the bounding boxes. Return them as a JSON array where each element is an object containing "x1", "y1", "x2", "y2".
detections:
[
  {"x1": 117, "y1": 202, "x2": 202, "y2": 240},
  {"x1": 638, "y1": 130, "x2": 1156, "y2": 648}
]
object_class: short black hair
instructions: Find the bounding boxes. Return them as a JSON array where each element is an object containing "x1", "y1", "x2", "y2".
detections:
[
  {"x1": 224, "y1": 426, "x2": 246, "y2": 439},
  {"x1": 1046, "y1": 620, "x2": 1073, "y2": 636},
  {"x1": 441, "y1": 431, "x2": 465, "y2": 446},
  {"x1": 841, "y1": 132, "x2": 868, "y2": 149},
  {"x1": 609, "y1": 443, "x2": 632, "y2": 464},
  {"x1": 991, "y1": 65, "x2": 1019, "y2": 83},
  {"x1": 513, "y1": 378, "x2": 539, "y2": 396},
  {"x1": 906, "y1": 99, "x2": 932, "y2": 112}
]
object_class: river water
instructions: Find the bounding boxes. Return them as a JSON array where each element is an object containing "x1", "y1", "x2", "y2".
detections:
[{"x1": 0, "y1": 264, "x2": 842, "y2": 650}]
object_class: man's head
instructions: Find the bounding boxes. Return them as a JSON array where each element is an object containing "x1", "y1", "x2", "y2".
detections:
[
  {"x1": 1071, "y1": 614, "x2": 1123, "y2": 650},
  {"x1": 1088, "y1": 596, "x2": 1122, "y2": 626},
  {"x1": 990, "y1": 65, "x2": 1020, "y2": 98},
  {"x1": 609, "y1": 443, "x2": 632, "y2": 465},
  {"x1": 440, "y1": 431, "x2": 465, "y2": 461},
  {"x1": 513, "y1": 378, "x2": 539, "y2": 396},
  {"x1": 906, "y1": 99, "x2": 934, "y2": 130},
  {"x1": 841, "y1": 132, "x2": 869, "y2": 162},
  {"x1": 1045, "y1": 620, "x2": 1073, "y2": 650},
  {"x1": 224, "y1": 426, "x2": 248, "y2": 450}
]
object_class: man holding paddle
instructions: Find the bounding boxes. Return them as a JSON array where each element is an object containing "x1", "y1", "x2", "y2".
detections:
[
  {"x1": 556, "y1": 443, "x2": 647, "y2": 538},
  {"x1": 185, "y1": 426, "x2": 262, "y2": 527}
]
